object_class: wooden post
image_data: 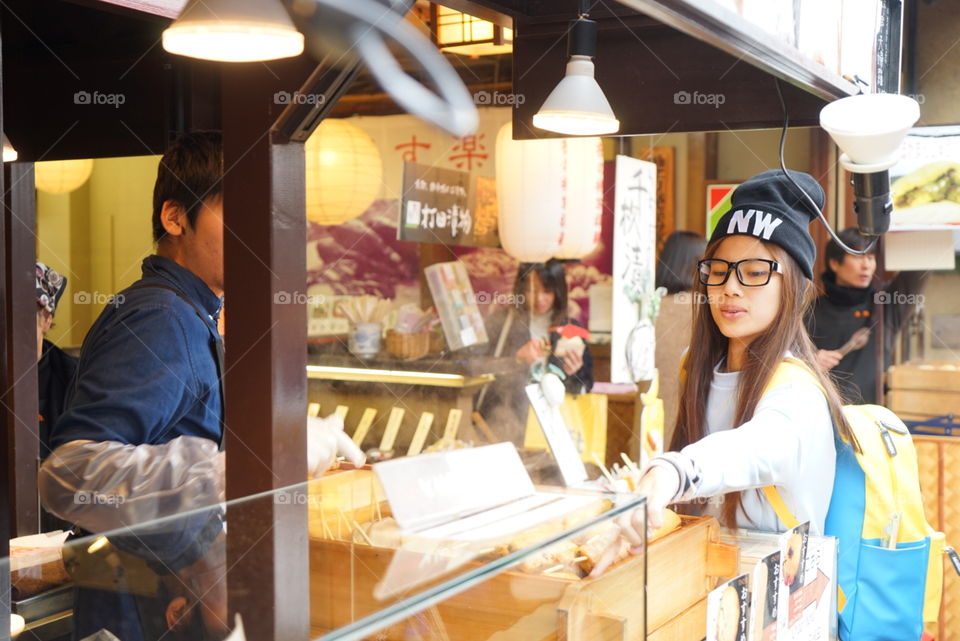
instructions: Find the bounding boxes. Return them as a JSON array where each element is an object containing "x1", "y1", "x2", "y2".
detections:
[
  {"x1": 0, "y1": 45, "x2": 10, "y2": 630},
  {"x1": 4, "y1": 162, "x2": 39, "y2": 537},
  {"x1": 686, "y1": 133, "x2": 708, "y2": 235},
  {"x1": 222, "y1": 62, "x2": 309, "y2": 641}
]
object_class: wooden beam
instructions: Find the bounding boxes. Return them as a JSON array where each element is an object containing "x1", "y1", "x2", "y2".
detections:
[
  {"x1": 614, "y1": 0, "x2": 858, "y2": 101},
  {"x1": 435, "y1": 0, "x2": 517, "y2": 27},
  {"x1": 331, "y1": 81, "x2": 513, "y2": 119},
  {"x1": 513, "y1": 12, "x2": 841, "y2": 138},
  {"x1": 686, "y1": 133, "x2": 706, "y2": 235},
  {"x1": 4, "y1": 162, "x2": 39, "y2": 536},
  {"x1": 222, "y1": 60, "x2": 310, "y2": 641}
]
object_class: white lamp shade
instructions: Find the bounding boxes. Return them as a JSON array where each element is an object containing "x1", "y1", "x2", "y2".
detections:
[
  {"x1": 3, "y1": 132, "x2": 17, "y2": 162},
  {"x1": 35, "y1": 159, "x2": 94, "y2": 194},
  {"x1": 11, "y1": 613, "x2": 25, "y2": 638},
  {"x1": 533, "y1": 57, "x2": 620, "y2": 136},
  {"x1": 495, "y1": 122, "x2": 604, "y2": 261},
  {"x1": 305, "y1": 119, "x2": 383, "y2": 225},
  {"x1": 820, "y1": 93, "x2": 920, "y2": 172},
  {"x1": 162, "y1": 0, "x2": 304, "y2": 62}
]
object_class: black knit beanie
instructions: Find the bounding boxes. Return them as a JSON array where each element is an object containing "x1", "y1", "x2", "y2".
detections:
[{"x1": 709, "y1": 169, "x2": 823, "y2": 280}]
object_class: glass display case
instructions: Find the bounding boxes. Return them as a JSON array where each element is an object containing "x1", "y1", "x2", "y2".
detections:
[{"x1": 5, "y1": 453, "x2": 654, "y2": 641}]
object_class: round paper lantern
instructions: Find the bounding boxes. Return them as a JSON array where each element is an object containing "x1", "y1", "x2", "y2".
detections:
[
  {"x1": 495, "y1": 122, "x2": 604, "y2": 262},
  {"x1": 35, "y1": 159, "x2": 94, "y2": 194},
  {"x1": 305, "y1": 119, "x2": 383, "y2": 225}
]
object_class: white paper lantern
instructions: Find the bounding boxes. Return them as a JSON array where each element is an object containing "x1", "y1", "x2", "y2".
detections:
[
  {"x1": 305, "y1": 119, "x2": 383, "y2": 225},
  {"x1": 495, "y1": 122, "x2": 604, "y2": 261},
  {"x1": 35, "y1": 159, "x2": 94, "y2": 194}
]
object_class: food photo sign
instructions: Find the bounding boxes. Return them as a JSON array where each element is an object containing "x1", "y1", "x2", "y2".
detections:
[{"x1": 886, "y1": 125, "x2": 960, "y2": 270}]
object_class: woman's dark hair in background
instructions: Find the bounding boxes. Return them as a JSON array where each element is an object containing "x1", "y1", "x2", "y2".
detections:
[
  {"x1": 823, "y1": 227, "x2": 874, "y2": 276},
  {"x1": 513, "y1": 258, "x2": 569, "y2": 324},
  {"x1": 152, "y1": 131, "x2": 224, "y2": 243},
  {"x1": 655, "y1": 231, "x2": 707, "y2": 294}
]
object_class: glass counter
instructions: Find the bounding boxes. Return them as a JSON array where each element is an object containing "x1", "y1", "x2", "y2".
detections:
[{"x1": 4, "y1": 460, "x2": 650, "y2": 641}]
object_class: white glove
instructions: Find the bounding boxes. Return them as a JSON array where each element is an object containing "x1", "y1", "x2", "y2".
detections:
[{"x1": 307, "y1": 414, "x2": 366, "y2": 478}]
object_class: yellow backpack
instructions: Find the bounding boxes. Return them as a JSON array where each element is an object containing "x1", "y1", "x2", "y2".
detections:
[{"x1": 759, "y1": 359, "x2": 944, "y2": 641}]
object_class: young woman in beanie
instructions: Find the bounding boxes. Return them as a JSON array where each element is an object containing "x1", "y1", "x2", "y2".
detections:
[{"x1": 610, "y1": 170, "x2": 858, "y2": 555}]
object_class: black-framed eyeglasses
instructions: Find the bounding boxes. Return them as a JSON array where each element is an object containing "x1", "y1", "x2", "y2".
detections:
[{"x1": 697, "y1": 258, "x2": 783, "y2": 287}]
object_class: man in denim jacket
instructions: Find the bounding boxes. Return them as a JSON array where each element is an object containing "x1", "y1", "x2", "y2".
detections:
[{"x1": 39, "y1": 132, "x2": 361, "y2": 641}]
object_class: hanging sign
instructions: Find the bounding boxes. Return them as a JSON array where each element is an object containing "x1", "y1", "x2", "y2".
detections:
[{"x1": 398, "y1": 161, "x2": 500, "y2": 248}]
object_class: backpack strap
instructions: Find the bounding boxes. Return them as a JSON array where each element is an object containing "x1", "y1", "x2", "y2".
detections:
[
  {"x1": 762, "y1": 486, "x2": 800, "y2": 529},
  {"x1": 762, "y1": 357, "x2": 827, "y2": 530}
]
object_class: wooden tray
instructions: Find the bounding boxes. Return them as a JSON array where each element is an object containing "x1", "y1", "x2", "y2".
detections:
[{"x1": 309, "y1": 513, "x2": 736, "y2": 641}]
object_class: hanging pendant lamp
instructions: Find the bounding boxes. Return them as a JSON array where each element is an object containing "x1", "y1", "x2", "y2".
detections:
[{"x1": 163, "y1": 0, "x2": 304, "y2": 62}]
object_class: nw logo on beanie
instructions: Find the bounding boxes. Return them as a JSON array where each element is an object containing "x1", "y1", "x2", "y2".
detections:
[
  {"x1": 725, "y1": 209, "x2": 784, "y2": 241},
  {"x1": 709, "y1": 169, "x2": 824, "y2": 281}
]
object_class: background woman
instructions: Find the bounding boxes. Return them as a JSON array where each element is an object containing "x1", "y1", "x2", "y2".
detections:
[
  {"x1": 654, "y1": 230, "x2": 706, "y2": 444},
  {"x1": 481, "y1": 259, "x2": 593, "y2": 444}
]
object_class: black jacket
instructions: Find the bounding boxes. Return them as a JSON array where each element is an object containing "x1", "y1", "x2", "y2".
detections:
[
  {"x1": 38, "y1": 339, "x2": 78, "y2": 533},
  {"x1": 38, "y1": 339, "x2": 78, "y2": 460},
  {"x1": 806, "y1": 270, "x2": 927, "y2": 404}
]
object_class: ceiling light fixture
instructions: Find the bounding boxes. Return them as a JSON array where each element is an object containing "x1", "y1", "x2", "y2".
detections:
[
  {"x1": 532, "y1": 3, "x2": 619, "y2": 136},
  {"x1": 3, "y1": 133, "x2": 18, "y2": 162},
  {"x1": 162, "y1": 0, "x2": 305, "y2": 62},
  {"x1": 430, "y1": 6, "x2": 513, "y2": 57}
]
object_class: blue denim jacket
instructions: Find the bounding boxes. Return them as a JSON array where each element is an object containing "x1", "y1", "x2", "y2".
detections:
[
  {"x1": 49, "y1": 256, "x2": 224, "y2": 641},
  {"x1": 51, "y1": 255, "x2": 223, "y2": 449}
]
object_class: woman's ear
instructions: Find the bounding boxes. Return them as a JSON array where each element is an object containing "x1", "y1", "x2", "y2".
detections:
[
  {"x1": 160, "y1": 200, "x2": 189, "y2": 238},
  {"x1": 827, "y1": 257, "x2": 842, "y2": 274}
]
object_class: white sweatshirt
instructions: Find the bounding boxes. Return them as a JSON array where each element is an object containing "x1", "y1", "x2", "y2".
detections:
[{"x1": 664, "y1": 359, "x2": 836, "y2": 534}]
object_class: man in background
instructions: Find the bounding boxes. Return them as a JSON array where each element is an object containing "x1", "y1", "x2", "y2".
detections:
[{"x1": 807, "y1": 228, "x2": 928, "y2": 404}]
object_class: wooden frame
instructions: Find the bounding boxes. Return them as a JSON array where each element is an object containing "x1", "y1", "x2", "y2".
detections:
[{"x1": 639, "y1": 146, "x2": 676, "y2": 255}]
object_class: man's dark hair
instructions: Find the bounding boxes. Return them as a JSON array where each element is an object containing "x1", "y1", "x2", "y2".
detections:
[
  {"x1": 656, "y1": 230, "x2": 706, "y2": 294},
  {"x1": 514, "y1": 258, "x2": 569, "y2": 324},
  {"x1": 152, "y1": 131, "x2": 224, "y2": 243},
  {"x1": 824, "y1": 227, "x2": 874, "y2": 276}
]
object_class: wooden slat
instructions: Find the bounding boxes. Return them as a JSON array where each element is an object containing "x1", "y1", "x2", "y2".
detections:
[
  {"x1": 379, "y1": 408, "x2": 405, "y2": 452},
  {"x1": 647, "y1": 598, "x2": 707, "y2": 641},
  {"x1": 352, "y1": 408, "x2": 378, "y2": 447},
  {"x1": 888, "y1": 390, "x2": 960, "y2": 418},
  {"x1": 407, "y1": 412, "x2": 435, "y2": 457},
  {"x1": 888, "y1": 363, "x2": 960, "y2": 393}
]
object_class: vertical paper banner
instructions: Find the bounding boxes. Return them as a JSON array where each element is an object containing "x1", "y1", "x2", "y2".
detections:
[{"x1": 611, "y1": 155, "x2": 657, "y2": 384}]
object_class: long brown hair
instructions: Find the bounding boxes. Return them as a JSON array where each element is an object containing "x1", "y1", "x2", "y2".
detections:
[{"x1": 668, "y1": 239, "x2": 855, "y2": 528}]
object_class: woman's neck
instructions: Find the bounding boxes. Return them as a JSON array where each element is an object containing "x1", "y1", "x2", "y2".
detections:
[{"x1": 725, "y1": 340, "x2": 748, "y2": 372}]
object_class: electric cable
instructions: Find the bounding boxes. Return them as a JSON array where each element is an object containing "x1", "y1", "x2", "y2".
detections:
[{"x1": 774, "y1": 78, "x2": 877, "y2": 255}]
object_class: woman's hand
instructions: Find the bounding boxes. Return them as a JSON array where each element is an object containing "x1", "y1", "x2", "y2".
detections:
[
  {"x1": 589, "y1": 463, "x2": 680, "y2": 577},
  {"x1": 516, "y1": 339, "x2": 544, "y2": 365},
  {"x1": 561, "y1": 349, "x2": 583, "y2": 376}
]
